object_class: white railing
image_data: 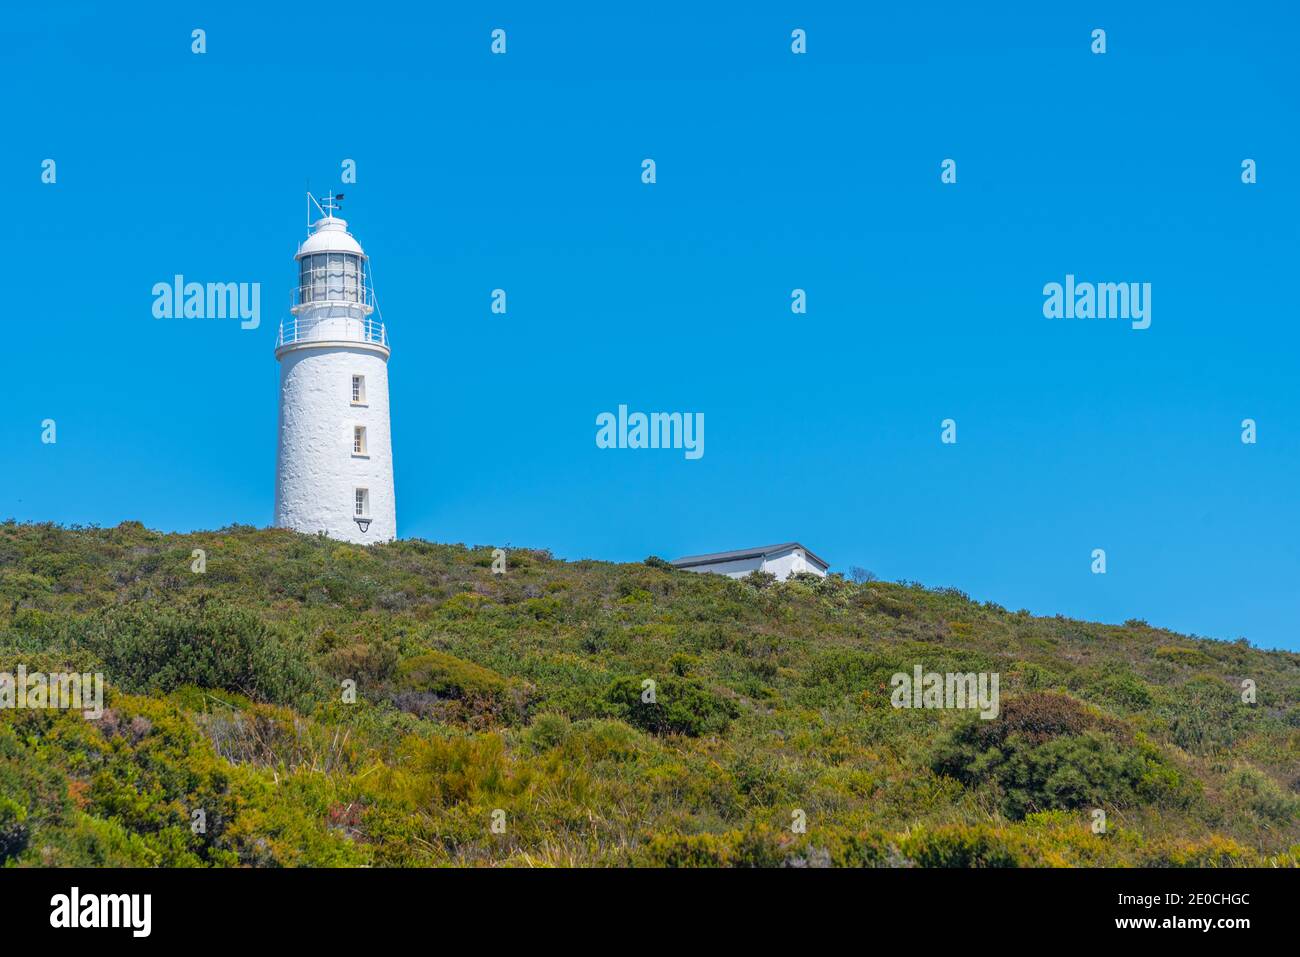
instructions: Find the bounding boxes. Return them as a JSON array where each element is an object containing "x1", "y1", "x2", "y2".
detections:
[{"x1": 276, "y1": 316, "x2": 388, "y2": 349}]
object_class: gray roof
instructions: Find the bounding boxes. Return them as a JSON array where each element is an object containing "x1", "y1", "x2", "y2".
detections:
[{"x1": 670, "y1": 542, "x2": 829, "y2": 570}]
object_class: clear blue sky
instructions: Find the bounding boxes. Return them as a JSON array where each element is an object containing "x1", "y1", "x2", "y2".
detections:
[{"x1": 4, "y1": 2, "x2": 1297, "y2": 650}]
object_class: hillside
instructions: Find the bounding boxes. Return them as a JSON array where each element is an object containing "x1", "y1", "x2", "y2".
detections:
[{"x1": 1, "y1": 520, "x2": 1297, "y2": 867}]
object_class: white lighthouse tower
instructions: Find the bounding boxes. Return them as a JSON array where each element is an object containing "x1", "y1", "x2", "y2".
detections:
[{"x1": 274, "y1": 193, "x2": 396, "y2": 543}]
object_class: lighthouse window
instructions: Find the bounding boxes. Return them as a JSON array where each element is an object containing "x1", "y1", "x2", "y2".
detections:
[
  {"x1": 298, "y1": 253, "x2": 362, "y2": 304},
  {"x1": 343, "y1": 255, "x2": 361, "y2": 299},
  {"x1": 353, "y1": 426, "x2": 367, "y2": 455},
  {"x1": 351, "y1": 375, "x2": 366, "y2": 404},
  {"x1": 299, "y1": 255, "x2": 324, "y2": 303},
  {"x1": 327, "y1": 253, "x2": 345, "y2": 298},
  {"x1": 354, "y1": 488, "x2": 369, "y2": 517}
]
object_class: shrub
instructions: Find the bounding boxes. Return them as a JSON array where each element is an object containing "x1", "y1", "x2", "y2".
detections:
[
  {"x1": 932, "y1": 693, "x2": 1185, "y2": 819},
  {"x1": 0, "y1": 795, "x2": 29, "y2": 862},
  {"x1": 397, "y1": 651, "x2": 507, "y2": 699},
  {"x1": 899, "y1": 826, "x2": 1037, "y2": 867},
  {"x1": 787, "y1": 571, "x2": 824, "y2": 586},
  {"x1": 1223, "y1": 767, "x2": 1299, "y2": 825},
  {"x1": 1089, "y1": 670, "x2": 1154, "y2": 711},
  {"x1": 963, "y1": 692, "x2": 1094, "y2": 749},
  {"x1": 1140, "y1": 835, "x2": 1262, "y2": 867},
  {"x1": 1165, "y1": 675, "x2": 1253, "y2": 755},
  {"x1": 322, "y1": 638, "x2": 400, "y2": 687},
  {"x1": 640, "y1": 831, "x2": 733, "y2": 867},
  {"x1": 524, "y1": 713, "x2": 571, "y2": 752},
  {"x1": 395, "y1": 651, "x2": 533, "y2": 725},
  {"x1": 72, "y1": 599, "x2": 318, "y2": 705},
  {"x1": 559, "y1": 720, "x2": 645, "y2": 764},
  {"x1": 1155, "y1": 646, "x2": 1216, "y2": 668},
  {"x1": 994, "y1": 731, "x2": 1171, "y2": 818},
  {"x1": 604, "y1": 675, "x2": 738, "y2": 737},
  {"x1": 669, "y1": 652, "x2": 698, "y2": 677},
  {"x1": 866, "y1": 594, "x2": 914, "y2": 619}
]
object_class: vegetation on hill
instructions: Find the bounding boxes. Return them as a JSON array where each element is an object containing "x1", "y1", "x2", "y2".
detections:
[{"x1": 1, "y1": 520, "x2": 1296, "y2": 867}]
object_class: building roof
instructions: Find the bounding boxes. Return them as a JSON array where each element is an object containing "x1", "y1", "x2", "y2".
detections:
[
  {"x1": 670, "y1": 542, "x2": 829, "y2": 570},
  {"x1": 297, "y1": 217, "x2": 365, "y2": 257}
]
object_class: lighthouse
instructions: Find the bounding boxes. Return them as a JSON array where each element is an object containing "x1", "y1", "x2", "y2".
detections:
[{"x1": 274, "y1": 193, "x2": 396, "y2": 543}]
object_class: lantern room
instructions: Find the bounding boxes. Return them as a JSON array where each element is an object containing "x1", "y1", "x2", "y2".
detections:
[{"x1": 293, "y1": 216, "x2": 370, "y2": 310}]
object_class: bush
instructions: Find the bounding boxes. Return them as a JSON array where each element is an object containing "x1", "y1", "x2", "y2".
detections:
[
  {"x1": 1089, "y1": 670, "x2": 1154, "y2": 712},
  {"x1": 395, "y1": 651, "x2": 533, "y2": 725},
  {"x1": 995, "y1": 731, "x2": 1172, "y2": 818},
  {"x1": 322, "y1": 638, "x2": 400, "y2": 687},
  {"x1": 1165, "y1": 675, "x2": 1253, "y2": 755},
  {"x1": 932, "y1": 694, "x2": 1185, "y2": 819},
  {"x1": 604, "y1": 675, "x2": 739, "y2": 737},
  {"x1": 72, "y1": 599, "x2": 318, "y2": 705},
  {"x1": 640, "y1": 831, "x2": 733, "y2": 867},
  {"x1": 524, "y1": 713, "x2": 571, "y2": 752},
  {"x1": 639, "y1": 825, "x2": 785, "y2": 867},
  {"x1": 899, "y1": 826, "x2": 1037, "y2": 867},
  {"x1": 0, "y1": 795, "x2": 29, "y2": 862},
  {"x1": 787, "y1": 571, "x2": 824, "y2": 586},
  {"x1": 397, "y1": 651, "x2": 507, "y2": 699},
  {"x1": 1155, "y1": 646, "x2": 1216, "y2": 668},
  {"x1": 1223, "y1": 767, "x2": 1299, "y2": 825},
  {"x1": 959, "y1": 692, "x2": 1094, "y2": 750}
]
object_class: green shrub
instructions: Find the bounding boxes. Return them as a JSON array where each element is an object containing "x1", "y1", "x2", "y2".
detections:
[
  {"x1": 899, "y1": 826, "x2": 1035, "y2": 867},
  {"x1": 395, "y1": 651, "x2": 533, "y2": 725},
  {"x1": 524, "y1": 712, "x2": 571, "y2": 752},
  {"x1": 604, "y1": 675, "x2": 738, "y2": 737},
  {"x1": 1223, "y1": 767, "x2": 1299, "y2": 825},
  {"x1": 641, "y1": 831, "x2": 733, "y2": 867},
  {"x1": 0, "y1": 795, "x2": 29, "y2": 862},
  {"x1": 397, "y1": 651, "x2": 507, "y2": 699},
  {"x1": 322, "y1": 638, "x2": 400, "y2": 686},
  {"x1": 1089, "y1": 670, "x2": 1154, "y2": 711},
  {"x1": 932, "y1": 693, "x2": 1186, "y2": 818},
  {"x1": 72, "y1": 599, "x2": 318, "y2": 705},
  {"x1": 1165, "y1": 675, "x2": 1254, "y2": 754},
  {"x1": 669, "y1": 652, "x2": 698, "y2": 677},
  {"x1": 1155, "y1": 646, "x2": 1216, "y2": 668}
]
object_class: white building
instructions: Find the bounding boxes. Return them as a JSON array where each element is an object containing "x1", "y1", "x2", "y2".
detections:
[
  {"x1": 274, "y1": 194, "x2": 396, "y2": 543},
  {"x1": 670, "y1": 543, "x2": 828, "y2": 581}
]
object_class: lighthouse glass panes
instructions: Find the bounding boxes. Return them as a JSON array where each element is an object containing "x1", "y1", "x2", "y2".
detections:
[
  {"x1": 298, "y1": 252, "x2": 363, "y2": 304},
  {"x1": 354, "y1": 488, "x2": 368, "y2": 517},
  {"x1": 351, "y1": 375, "x2": 365, "y2": 404},
  {"x1": 353, "y1": 426, "x2": 367, "y2": 455}
]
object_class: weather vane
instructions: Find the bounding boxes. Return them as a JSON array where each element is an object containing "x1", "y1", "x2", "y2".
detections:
[{"x1": 306, "y1": 189, "x2": 346, "y2": 227}]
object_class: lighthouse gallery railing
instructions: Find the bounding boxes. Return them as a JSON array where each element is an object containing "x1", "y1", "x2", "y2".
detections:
[{"x1": 275, "y1": 316, "x2": 388, "y2": 349}]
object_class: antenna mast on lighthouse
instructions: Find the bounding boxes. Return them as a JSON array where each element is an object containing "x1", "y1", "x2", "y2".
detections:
[{"x1": 305, "y1": 190, "x2": 346, "y2": 230}]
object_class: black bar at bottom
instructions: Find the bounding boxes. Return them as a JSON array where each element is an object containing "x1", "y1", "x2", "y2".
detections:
[{"x1": 0, "y1": 866, "x2": 1283, "y2": 943}]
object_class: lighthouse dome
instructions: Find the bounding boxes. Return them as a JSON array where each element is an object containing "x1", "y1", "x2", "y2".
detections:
[{"x1": 297, "y1": 216, "x2": 365, "y2": 257}]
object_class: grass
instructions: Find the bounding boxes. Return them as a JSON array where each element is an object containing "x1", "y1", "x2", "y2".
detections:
[{"x1": 0, "y1": 519, "x2": 1297, "y2": 867}]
